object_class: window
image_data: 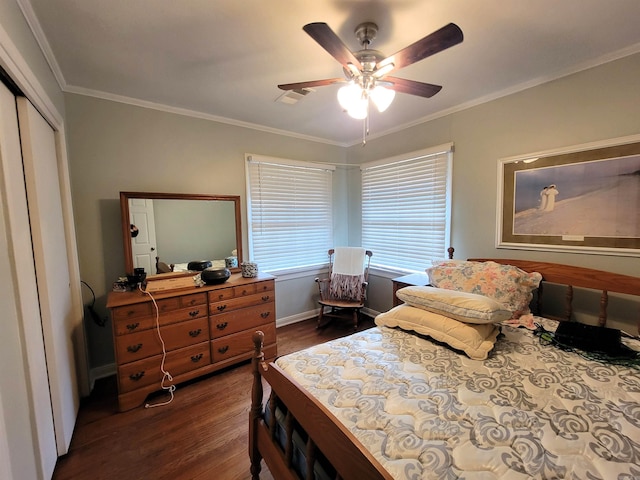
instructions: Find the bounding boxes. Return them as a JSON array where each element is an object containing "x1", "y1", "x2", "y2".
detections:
[
  {"x1": 361, "y1": 144, "x2": 453, "y2": 272},
  {"x1": 246, "y1": 154, "x2": 334, "y2": 273}
]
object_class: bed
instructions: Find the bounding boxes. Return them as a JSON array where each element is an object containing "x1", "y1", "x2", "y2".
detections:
[{"x1": 249, "y1": 259, "x2": 640, "y2": 480}]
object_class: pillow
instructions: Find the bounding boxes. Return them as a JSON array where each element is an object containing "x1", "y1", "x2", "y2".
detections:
[
  {"x1": 396, "y1": 286, "x2": 512, "y2": 324},
  {"x1": 375, "y1": 305, "x2": 499, "y2": 360},
  {"x1": 426, "y1": 260, "x2": 542, "y2": 318}
]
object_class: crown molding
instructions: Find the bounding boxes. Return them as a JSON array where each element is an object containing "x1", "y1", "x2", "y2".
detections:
[{"x1": 16, "y1": 0, "x2": 67, "y2": 91}]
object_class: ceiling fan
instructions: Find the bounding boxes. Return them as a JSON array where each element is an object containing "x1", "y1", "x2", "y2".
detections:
[{"x1": 278, "y1": 21, "x2": 464, "y2": 119}]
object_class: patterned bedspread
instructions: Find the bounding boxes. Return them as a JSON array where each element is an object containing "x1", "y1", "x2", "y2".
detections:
[{"x1": 275, "y1": 321, "x2": 640, "y2": 479}]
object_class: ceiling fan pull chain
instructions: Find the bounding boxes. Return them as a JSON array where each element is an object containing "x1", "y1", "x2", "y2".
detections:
[
  {"x1": 362, "y1": 119, "x2": 366, "y2": 146},
  {"x1": 362, "y1": 104, "x2": 370, "y2": 146}
]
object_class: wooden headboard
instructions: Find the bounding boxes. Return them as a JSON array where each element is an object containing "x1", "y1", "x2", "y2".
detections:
[{"x1": 468, "y1": 258, "x2": 640, "y2": 333}]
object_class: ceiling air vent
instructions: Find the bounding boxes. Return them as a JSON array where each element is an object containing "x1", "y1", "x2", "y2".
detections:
[{"x1": 276, "y1": 87, "x2": 314, "y2": 105}]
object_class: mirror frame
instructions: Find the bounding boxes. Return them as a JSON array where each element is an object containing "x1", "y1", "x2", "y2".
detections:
[{"x1": 120, "y1": 191, "x2": 243, "y2": 275}]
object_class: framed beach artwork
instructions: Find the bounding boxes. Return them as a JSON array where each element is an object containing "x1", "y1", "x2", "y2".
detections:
[{"x1": 497, "y1": 134, "x2": 640, "y2": 256}]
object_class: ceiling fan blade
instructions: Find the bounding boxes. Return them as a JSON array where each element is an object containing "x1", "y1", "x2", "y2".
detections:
[
  {"x1": 278, "y1": 78, "x2": 345, "y2": 91},
  {"x1": 384, "y1": 77, "x2": 442, "y2": 98},
  {"x1": 303, "y1": 22, "x2": 362, "y2": 70},
  {"x1": 376, "y1": 23, "x2": 463, "y2": 74}
]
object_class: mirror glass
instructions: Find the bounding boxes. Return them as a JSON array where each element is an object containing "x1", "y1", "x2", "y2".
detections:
[{"x1": 120, "y1": 192, "x2": 242, "y2": 276}]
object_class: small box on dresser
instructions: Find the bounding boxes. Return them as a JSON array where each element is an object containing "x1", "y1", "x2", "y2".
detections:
[{"x1": 107, "y1": 272, "x2": 276, "y2": 411}]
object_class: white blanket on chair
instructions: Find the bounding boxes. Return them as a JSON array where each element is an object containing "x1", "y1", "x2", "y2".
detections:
[
  {"x1": 330, "y1": 247, "x2": 366, "y2": 300},
  {"x1": 332, "y1": 247, "x2": 366, "y2": 276}
]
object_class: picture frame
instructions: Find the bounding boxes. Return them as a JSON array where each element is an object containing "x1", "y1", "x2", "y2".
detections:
[{"x1": 497, "y1": 134, "x2": 640, "y2": 256}]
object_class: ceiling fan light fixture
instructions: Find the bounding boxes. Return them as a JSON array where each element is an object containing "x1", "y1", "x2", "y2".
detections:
[
  {"x1": 338, "y1": 82, "x2": 394, "y2": 118},
  {"x1": 370, "y1": 85, "x2": 395, "y2": 112},
  {"x1": 347, "y1": 101, "x2": 368, "y2": 120},
  {"x1": 346, "y1": 63, "x2": 360, "y2": 77},
  {"x1": 373, "y1": 62, "x2": 395, "y2": 78},
  {"x1": 337, "y1": 83, "x2": 363, "y2": 110}
]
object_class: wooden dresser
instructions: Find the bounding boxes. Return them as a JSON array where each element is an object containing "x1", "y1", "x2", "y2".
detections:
[{"x1": 107, "y1": 272, "x2": 276, "y2": 411}]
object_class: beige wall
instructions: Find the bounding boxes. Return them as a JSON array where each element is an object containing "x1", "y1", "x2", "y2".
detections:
[{"x1": 67, "y1": 53, "x2": 640, "y2": 372}]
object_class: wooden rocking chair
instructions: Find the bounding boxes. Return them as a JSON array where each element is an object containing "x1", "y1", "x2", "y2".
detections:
[
  {"x1": 315, "y1": 248, "x2": 373, "y2": 331},
  {"x1": 155, "y1": 256, "x2": 175, "y2": 274}
]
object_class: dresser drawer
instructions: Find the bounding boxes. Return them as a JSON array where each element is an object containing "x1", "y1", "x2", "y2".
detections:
[
  {"x1": 207, "y1": 286, "x2": 235, "y2": 303},
  {"x1": 112, "y1": 315, "x2": 156, "y2": 336},
  {"x1": 113, "y1": 302, "x2": 207, "y2": 335},
  {"x1": 111, "y1": 302, "x2": 153, "y2": 322},
  {"x1": 211, "y1": 322, "x2": 276, "y2": 363},
  {"x1": 230, "y1": 280, "x2": 274, "y2": 298},
  {"x1": 118, "y1": 342, "x2": 211, "y2": 393},
  {"x1": 254, "y1": 280, "x2": 274, "y2": 294},
  {"x1": 156, "y1": 292, "x2": 207, "y2": 313},
  {"x1": 210, "y1": 303, "x2": 275, "y2": 338},
  {"x1": 115, "y1": 317, "x2": 209, "y2": 364},
  {"x1": 209, "y1": 291, "x2": 274, "y2": 315},
  {"x1": 207, "y1": 280, "x2": 274, "y2": 306},
  {"x1": 233, "y1": 283, "x2": 256, "y2": 297}
]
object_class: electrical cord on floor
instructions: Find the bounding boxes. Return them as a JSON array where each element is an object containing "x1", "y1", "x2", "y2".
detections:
[
  {"x1": 81, "y1": 280, "x2": 105, "y2": 327},
  {"x1": 139, "y1": 284, "x2": 176, "y2": 408}
]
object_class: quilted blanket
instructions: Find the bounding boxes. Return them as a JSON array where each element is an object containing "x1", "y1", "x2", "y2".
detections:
[{"x1": 275, "y1": 321, "x2": 640, "y2": 479}]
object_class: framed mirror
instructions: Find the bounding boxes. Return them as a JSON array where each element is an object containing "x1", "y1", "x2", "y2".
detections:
[{"x1": 120, "y1": 192, "x2": 242, "y2": 276}]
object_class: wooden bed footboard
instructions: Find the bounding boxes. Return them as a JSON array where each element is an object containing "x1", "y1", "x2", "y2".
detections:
[{"x1": 250, "y1": 331, "x2": 393, "y2": 480}]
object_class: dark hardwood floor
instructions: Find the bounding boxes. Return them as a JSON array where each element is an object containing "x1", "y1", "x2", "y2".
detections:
[{"x1": 52, "y1": 316, "x2": 375, "y2": 480}]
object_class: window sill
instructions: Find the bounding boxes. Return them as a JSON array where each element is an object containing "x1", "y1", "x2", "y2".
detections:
[
  {"x1": 369, "y1": 266, "x2": 426, "y2": 279},
  {"x1": 266, "y1": 264, "x2": 329, "y2": 281},
  {"x1": 265, "y1": 265, "x2": 424, "y2": 281}
]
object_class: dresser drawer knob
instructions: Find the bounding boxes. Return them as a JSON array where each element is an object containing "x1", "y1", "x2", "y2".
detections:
[
  {"x1": 127, "y1": 343, "x2": 143, "y2": 353},
  {"x1": 217, "y1": 293, "x2": 224, "y2": 300},
  {"x1": 217, "y1": 305, "x2": 227, "y2": 312},
  {"x1": 126, "y1": 322, "x2": 140, "y2": 331},
  {"x1": 216, "y1": 322, "x2": 228, "y2": 330},
  {"x1": 261, "y1": 295, "x2": 270, "y2": 302},
  {"x1": 189, "y1": 329, "x2": 202, "y2": 337},
  {"x1": 191, "y1": 353, "x2": 203, "y2": 363},
  {"x1": 188, "y1": 309, "x2": 200, "y2": 317},
  {"x1": 129, "y1": 371, "x2": 145, "y2": 382},
  {"x1": 260, "y1": 312, "x2": 270, "y2": 319},
  {"x1": 241, "y1": 289, "x2": 248, "y2": 295},
  {"x1": 218, "y1": 345, "x2": 229, "y2": 354}
]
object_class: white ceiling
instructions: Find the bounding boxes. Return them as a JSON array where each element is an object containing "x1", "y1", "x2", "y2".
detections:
[{"x1": 22, "y1": 0, "x2": 640, "y2": 146}]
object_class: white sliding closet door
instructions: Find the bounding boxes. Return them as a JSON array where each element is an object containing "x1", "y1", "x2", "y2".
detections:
[
  {"x1": 0, "y1": 83, "x2": 56, "y2": 478},
  {"x1": 17, "y1": 97, "x2": 80, "y2": 454},
  {"x1": 0, "y1": 392, "x2": 13, "y2": 480}
]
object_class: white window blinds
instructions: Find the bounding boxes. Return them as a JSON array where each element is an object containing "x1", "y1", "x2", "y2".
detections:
[
  {"x1": 246, "y1": 155, "x2": 334, "y2": 272},
  {"x1": 361, "y1": 145, "x2": 452, "y2": 272}
]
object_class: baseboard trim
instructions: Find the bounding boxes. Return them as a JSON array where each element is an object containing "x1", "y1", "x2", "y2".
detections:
[
  {"x1": 362, "y1": 307, "x2": 381, "y2": 319},
  {"x1": 89, "y1": 363, "x2": 116, "y2": 390},
  {"x1": 276, "y1": 307, "x2": 380, "y2": 328},
  {"x1": 276, "y1": 309, "x2": 320, "y2": 328}
]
